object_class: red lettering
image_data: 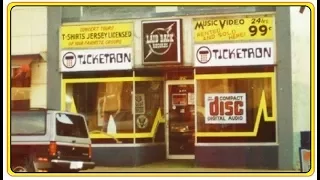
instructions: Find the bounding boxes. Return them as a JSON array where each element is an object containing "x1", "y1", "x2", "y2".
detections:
[
  {"x1": 209, "y1": 97, "x2": 244, "y2": 116},
  {"x1": 234, "y1": 101, "x2": 244, "y2": 115},
  {"x1": 209, "y1": 97, "x2": 219, "y2": 115},
  {"x1": 219, "y1": 101, "x2": 224, "y2": 115},
  {"x1": 224, "y1": 101, "x2": 233, "y2": 115}
]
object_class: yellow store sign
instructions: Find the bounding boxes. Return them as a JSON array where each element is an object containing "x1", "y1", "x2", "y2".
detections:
[
  {"x1": 193, "y1": 14, "x2": 274, "y2": 43},
  {"x1": 60, "y1": 22, "x2": 133, "y2": 49}
]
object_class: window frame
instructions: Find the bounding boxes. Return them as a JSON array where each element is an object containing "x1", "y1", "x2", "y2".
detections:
[
  {"x1": 61, "y1": 76, "x2": 165, "y2": 141},
  {"x1": 194, "y1": 70, "x2": 278, "y2": 144}
]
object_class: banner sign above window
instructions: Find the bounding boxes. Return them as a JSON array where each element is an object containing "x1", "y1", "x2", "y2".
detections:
[
  {"x1": 60, "y1": 22, "x2": 133, "y2": 49},
  {"x1": 193, "y1": 14, "x2": 276, "y2": 67},
  {"x1": 60, "y1": 22, "x2": 134, "y2": 71},
  {"x1": 60, "y1": 48, "x2": 132, "y2": 72},
  {"x1": 193, "y1": 14, "x2": 274, "y2": 43},
  {"x1": 194, "y1": 41, "x2": 274, "y2": 67}
]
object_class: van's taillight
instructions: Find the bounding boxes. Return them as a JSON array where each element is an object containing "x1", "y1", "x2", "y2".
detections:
[
  {"x1": 89, "y1": 144, "x2": 92, "y2": 158},
  {"x1": 49, "y1": 141, "x2": 57, "y2": 156}
]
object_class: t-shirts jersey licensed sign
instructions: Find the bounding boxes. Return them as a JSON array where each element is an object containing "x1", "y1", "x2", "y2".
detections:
[{"x1": 60, "y1": 22, "x2": 133, "y2": 72}]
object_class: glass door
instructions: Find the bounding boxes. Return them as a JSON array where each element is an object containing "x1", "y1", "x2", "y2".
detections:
[{"x1": 166, "y1": 80, "x2": 195, "y2": 159}]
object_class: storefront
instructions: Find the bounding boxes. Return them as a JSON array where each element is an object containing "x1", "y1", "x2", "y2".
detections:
[{"x1": 59, "y1": 12, "x2": 278, "y2": 168}]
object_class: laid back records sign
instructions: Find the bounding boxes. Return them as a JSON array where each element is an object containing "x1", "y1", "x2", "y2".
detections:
[{"x1": 142, "y1": 19, "x2": 183, "y2": 65}]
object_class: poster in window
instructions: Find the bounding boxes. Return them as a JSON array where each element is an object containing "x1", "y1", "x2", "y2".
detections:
[
  {"x1": 172, "y1": 94, "x2": 187, "y2": 106},
  {"x1": 188, "y1": 93, "x2": 194, "y2": 105},
  {"x1": 205, "y1": 93, "x2": 247, "y2": 124},
  {"x1": 97, "y1": 96, "x2": 106, "y2": 126},
  {"x1": 135, "y1": 94, "x2": 146, "y2": 115}
]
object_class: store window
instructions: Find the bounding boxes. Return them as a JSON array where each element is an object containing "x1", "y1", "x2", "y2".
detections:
[
  {"x1": 196, "y1": 73, "x2": 276, "y2": 143},
  {"x1": 135, "y1": 81, "x2": 164, "y2": 134},
  {"x1": 11, "y1": 65, "x2": 31, "y2": 110},
  {"x1": 65, "y1": 82, "x2": 133, "y2": 134}
]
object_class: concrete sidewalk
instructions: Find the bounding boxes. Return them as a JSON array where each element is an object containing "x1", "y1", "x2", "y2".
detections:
[
  {"x1": 83, "y1": 166, "x2": 298, "y2": 172},
  {"x1": 82, "y1": 160, "x2": 299, "y2": 172}
]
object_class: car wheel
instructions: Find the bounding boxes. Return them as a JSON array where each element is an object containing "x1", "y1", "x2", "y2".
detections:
[{"x1": 12, "y1": 159, "x2": 35, "y2": 172}]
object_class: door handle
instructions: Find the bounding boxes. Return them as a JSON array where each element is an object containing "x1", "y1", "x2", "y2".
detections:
[{"x1": 72, "y1": 140, "x2": 76, "y2": 143}]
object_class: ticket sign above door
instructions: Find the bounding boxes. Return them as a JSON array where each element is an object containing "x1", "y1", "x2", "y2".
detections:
[
  {"x1": 194, "y1": 41, "x2": 274, "y2": 67},
  {"x1": 60, "y1": 48, "x2": 133, "y2": 72},
  {"x1": 142, "y1": 19, "x2": 183, "y2": 65},
  {"x1": 193, "y1": 14, "x2": 274, "y2": 43}
]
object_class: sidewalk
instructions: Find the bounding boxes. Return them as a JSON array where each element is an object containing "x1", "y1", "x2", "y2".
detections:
[
  {"x1": 83, "y1": 166, "x2": 298, "y2": 172},
  {"x1": 82, "y1": 160, "x2": 299, "y2": 172}
]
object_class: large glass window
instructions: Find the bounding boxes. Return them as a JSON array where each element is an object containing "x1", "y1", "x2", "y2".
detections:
[
  {"x1": 196, "y1": 76, "x2": 276, "y2": 143},
  {"x1": 135, "y1": 81, "x2": 164, "y2": 134},
  {"x1": 56, "y1": 113, "x2": 89, "y2": 138},
  {"x1": 11, "y1": 65, "x2": 31, "y2": 110},
  {"x1": 65, "y1": 82, "x2": 133, "y2": 134},
  {"x1": 11, "y1": 111, "x2": 46, "y2": 135}
]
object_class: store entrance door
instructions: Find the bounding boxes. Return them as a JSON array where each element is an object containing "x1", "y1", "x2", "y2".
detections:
[{"x1": 165, "y1": 80, "x2": 195, "y2": 159}]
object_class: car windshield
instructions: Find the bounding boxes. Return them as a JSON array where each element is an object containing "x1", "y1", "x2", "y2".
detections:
[
  {"x1": 56, "y1": 113, "x2": 89, "y2": 138},
  {"x1": 11, "y1": 111, "x2": 46, "y2": 135}
]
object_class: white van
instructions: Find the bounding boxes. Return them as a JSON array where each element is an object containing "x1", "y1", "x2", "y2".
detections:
[{"x1": 11, "y1": 109, "x2": 95, "y2": 172}]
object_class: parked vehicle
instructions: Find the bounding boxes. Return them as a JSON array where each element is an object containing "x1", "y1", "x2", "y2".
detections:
[{"x1": 11, "y1": 109, "x2": 95, "y2": 172}]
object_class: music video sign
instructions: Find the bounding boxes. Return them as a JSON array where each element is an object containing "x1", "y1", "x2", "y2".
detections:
[
  {"x1": 205, "y1": 93, "x2": 247, "y2": 124},
  {"x1": 142, "y1": 19, "x2": 183, "y2": 65}
]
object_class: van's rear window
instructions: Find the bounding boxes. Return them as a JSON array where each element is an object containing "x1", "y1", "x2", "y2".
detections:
[
  {"x1": 11, "y1": 111, "x2": 46, "y2": 135},
  {"x1": 56, "y1": 113, "x2": 89, "y2": 138}
]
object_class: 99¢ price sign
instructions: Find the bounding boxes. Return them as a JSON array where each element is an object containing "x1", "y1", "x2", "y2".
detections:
[
  {"x1": 193, "y1": 14, "x2": 274, "y2": 42},
  {"x1": 248, "y1": 17, "x2": 273, "y2": 37}
]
